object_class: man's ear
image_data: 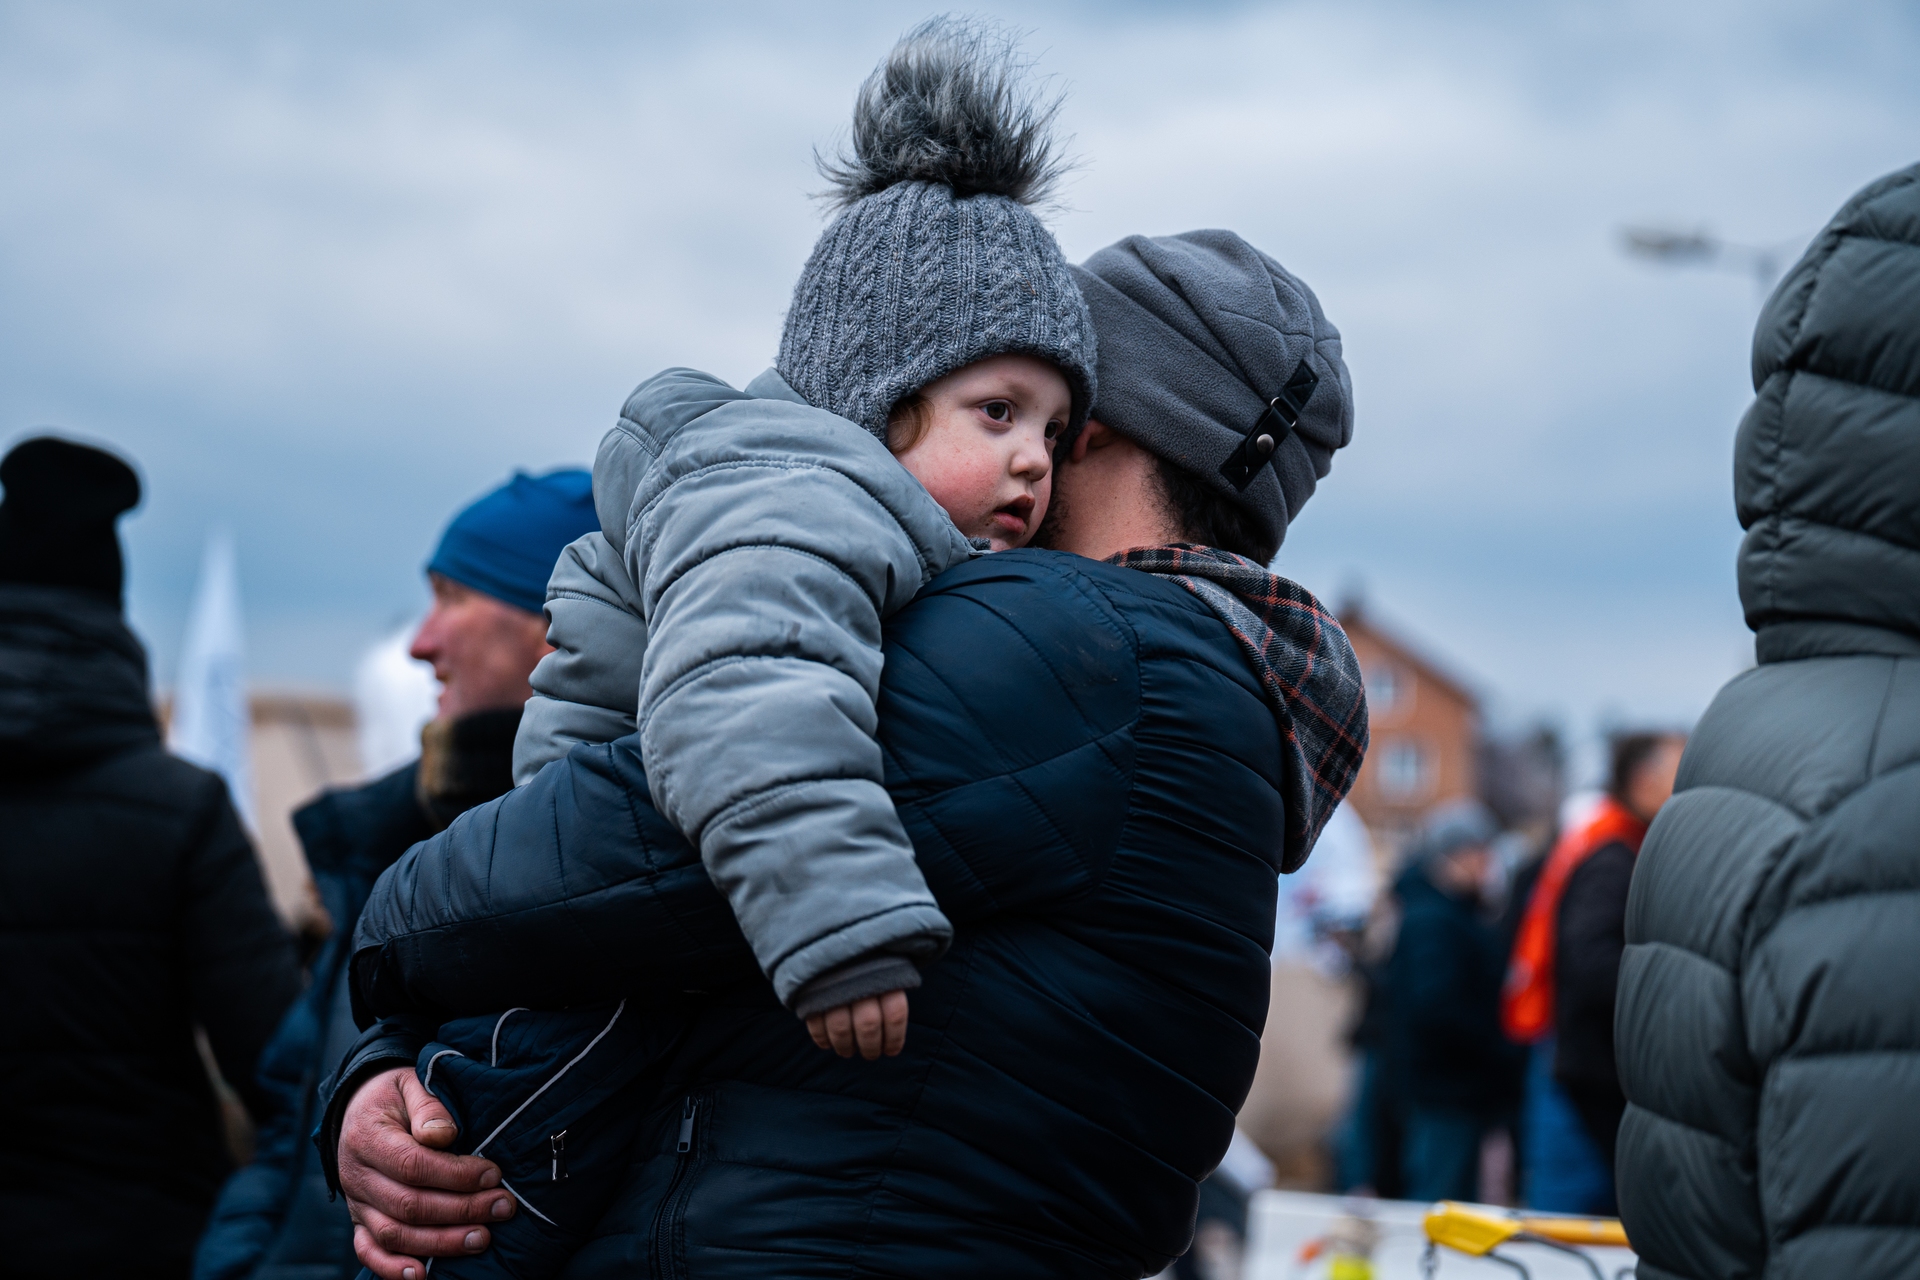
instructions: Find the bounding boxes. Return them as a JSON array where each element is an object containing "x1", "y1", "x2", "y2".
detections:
[{"x1": 1069, "y1": 418, "x2": 1118, "y2": 463}]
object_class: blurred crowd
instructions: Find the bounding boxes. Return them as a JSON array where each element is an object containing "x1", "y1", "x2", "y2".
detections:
[
  {"x1": 1336, "y1": 732, "x2": 1686, "y2": 1213},
  {"x1": 1179, "y1": 734, "x2": 1685, "y2": 1277}
]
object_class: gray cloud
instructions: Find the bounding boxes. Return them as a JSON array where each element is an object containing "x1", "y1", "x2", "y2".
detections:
[{"x1": 2, "y1": 0, "x2": 1914, "y2": 771}]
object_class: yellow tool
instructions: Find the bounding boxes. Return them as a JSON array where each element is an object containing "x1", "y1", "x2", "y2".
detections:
[
  {"x1": 1423, "y1": 1201, "x2": 1629, "y2": 1253},
  {"x1": 1421, "y1": 1201, "x2": 1631, "y2": 1278}
]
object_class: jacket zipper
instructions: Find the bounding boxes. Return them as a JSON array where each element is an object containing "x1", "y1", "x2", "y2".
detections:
[{"x1": 649, "y1": 1094, "x2": 703, "y2": 1280}]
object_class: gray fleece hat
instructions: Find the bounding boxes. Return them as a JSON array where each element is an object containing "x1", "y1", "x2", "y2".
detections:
[
  {"x1": 776, "y1": 19, "x2": 1096, "y2": 441},
  {"x1": 1070, "y1": 230, "x2": 1353, "y2": 550}
]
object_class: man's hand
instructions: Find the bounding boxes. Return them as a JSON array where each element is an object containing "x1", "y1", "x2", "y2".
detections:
[
  {"x1": 339, "y1": 1065, "x2": 515, "y2": 1280},
  {"x1": 805, "y1": 989, "x2": 909, "y2": 1060}
]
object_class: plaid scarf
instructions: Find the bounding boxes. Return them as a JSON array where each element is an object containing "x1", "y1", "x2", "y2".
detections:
[{"x1": 1109, "y1": 544, "x2": 1369, "y2": 872}]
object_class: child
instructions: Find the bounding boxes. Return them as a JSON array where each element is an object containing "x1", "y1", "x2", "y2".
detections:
[{"x1": 394, "y1": 19, "x2": 1096, "y2": 1277}]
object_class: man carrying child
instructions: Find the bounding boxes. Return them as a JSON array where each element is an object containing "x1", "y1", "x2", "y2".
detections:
[{"x1": 329, "y1": 20, "x2": 1367, "y2": 1279}]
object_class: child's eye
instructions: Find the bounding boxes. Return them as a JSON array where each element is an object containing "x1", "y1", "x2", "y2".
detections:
[
  {"x1": 982, "y1": 400, "x2": 1013, "y2": 422},
  {"x1": 1045, "y1": 420, "x2": 1063, "y2": 441}
]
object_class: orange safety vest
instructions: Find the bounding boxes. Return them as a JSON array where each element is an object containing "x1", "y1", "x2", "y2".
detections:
[{"x1": 1501, "y1": 796, "x2": 1649, "y2": 1044}]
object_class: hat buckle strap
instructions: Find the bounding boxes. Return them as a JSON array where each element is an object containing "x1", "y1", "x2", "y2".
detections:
[{"x1": 1219, "y1": 359, "x2": 1318, "y2": 491}]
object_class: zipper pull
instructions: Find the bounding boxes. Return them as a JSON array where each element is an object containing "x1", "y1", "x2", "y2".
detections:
[
  {"x1": 676, "y1": 1097, "x2": 697, "y2": 1153},
  {"x1": 550, "y1": 1130, "x2": 568, "y2": 1181}
]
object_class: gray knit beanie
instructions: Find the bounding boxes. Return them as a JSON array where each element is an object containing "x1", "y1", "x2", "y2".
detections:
[
  {"x1": 776, "y1": 19, "x2": 1096, "y2": 441},
  {"x1": 1069, "y1": 230, "x2": 1354, "y2": 551}
]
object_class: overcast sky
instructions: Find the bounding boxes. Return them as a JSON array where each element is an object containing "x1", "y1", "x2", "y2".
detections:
[{"x1": 4, "y1": 0, "x2": 1915, "y2": 775}]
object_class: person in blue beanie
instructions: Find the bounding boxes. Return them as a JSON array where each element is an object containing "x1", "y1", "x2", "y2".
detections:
[
  {"x1": 192, "y1": 468, "x2": 596, "y2": 1280},
  {"x1": 425, "y1": 469, "x2": 596, "y2": 617}
]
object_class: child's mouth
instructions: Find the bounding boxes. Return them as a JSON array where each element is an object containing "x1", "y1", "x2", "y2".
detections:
[{"x1": 992, "y1": 496, "x2": 1035, "y2": 535}]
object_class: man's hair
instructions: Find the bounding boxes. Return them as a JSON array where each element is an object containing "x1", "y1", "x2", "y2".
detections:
[
  {"x1": 1151, "y1": 454, "x2": 1279, "y2": 563},
  {"x1": 1608, "y1": 732, "x2": 1680, "y2": 804}
]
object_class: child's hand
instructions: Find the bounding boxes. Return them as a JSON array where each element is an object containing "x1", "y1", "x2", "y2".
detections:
[{"x1": 806, "y1": 989, "x2": 909, "y2": 1060}]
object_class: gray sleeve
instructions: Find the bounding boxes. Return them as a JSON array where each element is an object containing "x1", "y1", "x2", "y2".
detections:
[
  {"x1": 511, "y1": 532, "x2": 648, "y2": 786},
  {"x1": 612, "y1": 383, "x2": 973, "y2": 1008}
]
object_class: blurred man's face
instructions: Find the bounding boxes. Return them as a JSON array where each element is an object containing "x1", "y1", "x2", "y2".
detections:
[
  {"x1": 1437, "y1": 844, "x2": 1493, "y2": 897},
  {"x1": 1626, "y1": 737, "x2": 1687, "y2": 823},
  {"x1": 408, "y1": 573, "x2": 552, "y2": 720}
]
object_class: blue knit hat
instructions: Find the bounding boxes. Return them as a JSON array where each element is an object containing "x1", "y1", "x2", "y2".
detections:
[{"x1": 425, "y1": 469, "x2": 596, "y2": 615}]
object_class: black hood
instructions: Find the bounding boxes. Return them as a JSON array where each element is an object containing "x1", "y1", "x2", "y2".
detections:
[
  {"x1": 1737, "y1": 162, "x2": 1920, "y2": 661},
  {"x1": 0, "y1": 584, "x2": 159, "y2": 770}
]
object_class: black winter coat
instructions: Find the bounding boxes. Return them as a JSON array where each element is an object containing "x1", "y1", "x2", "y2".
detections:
[
  {"x1": 196, "y1": 708, "x2": 522, "y2": 1280},
  {"x1": 192, "y1": 763, "x2": 435, "y2": 1280},
  {"x1": 0, "y1": 585, "x2": 300, "y2": 1279},
  {"x1": 1617, "y1": 163, "x2": 1920, "y2": 1280},
  {"x1": 1552, "y1": 839, "x2": 1634, "y2": 1162},
  {"x1": 1552, "y1": 841, "x2": 1633, "y2": 1097},
  {"x1": 1385, "y1": 862, "x2": 1520, "y2": 1116},
  {"x1": 333, "y1": 551, "x2": 1355, "y2": 1278}
]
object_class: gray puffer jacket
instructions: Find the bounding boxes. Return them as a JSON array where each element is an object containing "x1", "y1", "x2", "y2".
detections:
[
  {"x1": 1616, "y1": 162, "x2": 1920, "y2": 1279},
  {"x1": 513, "y1": 366, "x2": 975, "y2": 1011}
]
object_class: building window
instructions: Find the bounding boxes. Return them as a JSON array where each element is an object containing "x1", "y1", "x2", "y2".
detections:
[
  {"x1": 1377, "y1": 738, "x2": 1433, "y2": 801},
  {"x1": 1364, "y1": 662, "x2": 1407, "y2": 716}
]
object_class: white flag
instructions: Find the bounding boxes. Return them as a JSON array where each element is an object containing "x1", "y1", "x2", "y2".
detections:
[
  {"x1": 169, "y1": 530, "x2": 254, "y2": 828},
  {"x1": 353, "y1": 620, "x2": 439, "y2": 779}
]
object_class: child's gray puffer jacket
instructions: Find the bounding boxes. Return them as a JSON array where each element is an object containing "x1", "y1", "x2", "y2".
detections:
[{"x1": 514, "y1": 367, "x2": 975, "y2": 1014}]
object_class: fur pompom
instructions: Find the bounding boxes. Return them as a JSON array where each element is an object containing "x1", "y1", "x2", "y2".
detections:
[{"x1": 819, "y1": 17, "x2": 1070, "y2": 209}]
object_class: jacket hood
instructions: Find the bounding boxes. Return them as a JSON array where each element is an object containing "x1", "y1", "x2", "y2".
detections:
[
  {"x1": 1108, "y1": 544, "x2": 1369, "y2": 872},
  {"x1": 1737, "y1": 162, "x2": 1920, "y2": 660},
  {"x1": 593, "y1": 368, "x2": 812, "y2": 558},
  {"x1": 0, "y1": 584, "x2": 158, "y2": 769}
]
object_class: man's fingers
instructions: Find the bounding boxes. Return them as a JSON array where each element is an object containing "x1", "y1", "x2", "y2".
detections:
[
  {"x1": 348, "y1": 1162, "x2": 517, "y2": 1230},
  {"x1": 353, "y1": 1119, "x2": 504, "y2": 1202},
  {"x1": 881, "y1": 989, "x2": 909, "y2": 1057},
  {"x1": 353, "y1": 1207, "x2": 493, "y2": 1270},
  {"x1": 338, "y1": 1068, "x2": 511, "y2": 1230},
  {"x1": 806, "y1": 1013, "x2": 833, "y2": 1052},
  {"x1": 354, "y1": 1221, "x2": 425, "y2": 1280},
  {"x1": 341, "y1": 1068, "x2": 500, "y2": 1195},
  {"x1": 398, "y1": 1069, "x2": 461, "y2": 1150},
  {"x1": 824, "y1": 1004, "x2": 855, "y2": 1057},
  {"x1": 852, "y1": 996, "x2": 885, "y2": 1060}
]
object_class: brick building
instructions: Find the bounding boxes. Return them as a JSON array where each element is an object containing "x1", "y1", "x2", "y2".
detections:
[{"x1": 1337, "y1": 601, "x2": 1481, "y2": 854}]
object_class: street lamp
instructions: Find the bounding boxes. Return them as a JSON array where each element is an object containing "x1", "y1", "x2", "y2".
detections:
[{"x1": 1619, "y1": 226, "x2": 1801, "y2": 298}]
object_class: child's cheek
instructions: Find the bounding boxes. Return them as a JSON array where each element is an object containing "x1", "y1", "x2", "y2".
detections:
[{"x1": 923, "y1": 463, "x2": 991, "y2": 530}]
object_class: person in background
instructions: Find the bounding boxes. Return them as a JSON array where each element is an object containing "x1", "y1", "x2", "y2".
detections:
[
  {"x1": 0, "y1": 437, "x2": 302, "y2": 1280},
  {"x1": 1502, "y1": 732, "x2": 1683, "y2": 1213},
  {"x1": 1385, "y1": 801, "x2": 1524, "y2": 1202},
  {"x1": 1552, "y1": 734, "x2": 1682, "y2": 1181},
  {"x1": 1617, "y1": 162, "x2": 1920, "y2": 1280},
  {"x1": 192, "y1": 469, "x2": 597, "y2": 1280}
]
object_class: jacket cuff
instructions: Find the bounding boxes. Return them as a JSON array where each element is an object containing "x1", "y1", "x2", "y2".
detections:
[
  {"x1": 768, "y1": 903, "x2": 952, "y2": 1008},
  {"x1": 311, "y1": 1015, "x2": 436, "y2": 1198},
  {"x1": 789, "y1": 953, "x2": 922, "y2": 1020}
]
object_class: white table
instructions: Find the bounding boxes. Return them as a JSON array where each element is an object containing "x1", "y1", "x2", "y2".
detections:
[{"x1": 1241, "y1": 1190, "x2": 1638, "y2": 1280}]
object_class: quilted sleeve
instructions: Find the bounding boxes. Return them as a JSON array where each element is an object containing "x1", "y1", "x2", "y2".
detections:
[
  {"x1": 615, "y1": 383, "x2": 972, "y2": 1009},
  {"x1": 512, "y1": 532, "x2": 647, "y2": 786}
]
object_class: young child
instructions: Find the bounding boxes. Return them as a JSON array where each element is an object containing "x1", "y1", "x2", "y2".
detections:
[{"x1": 393, "y1": 20, "x2": 1096, "y2": 1277}]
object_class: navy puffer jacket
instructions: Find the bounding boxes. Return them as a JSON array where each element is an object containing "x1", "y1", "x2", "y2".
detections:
[{"x1": 336, "y1": 551, "x2": 1334, "y2": 1277}]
